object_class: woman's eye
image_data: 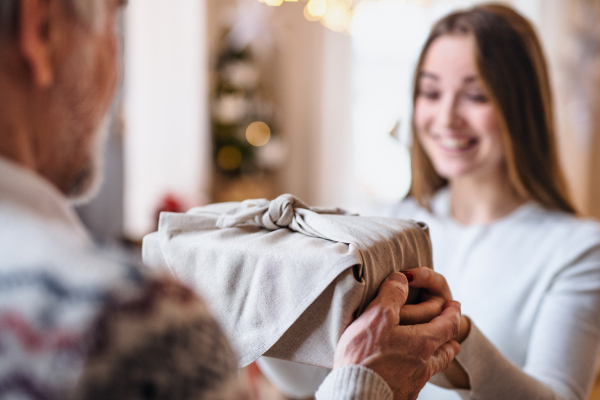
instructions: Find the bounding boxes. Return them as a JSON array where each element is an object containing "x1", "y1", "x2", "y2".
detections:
[
  {"x1": 466, "y1": 93, "x2": 488, "y2": 103},
  {"x1": 419, "y1": 90, "x2": 440, "y2": 100}
]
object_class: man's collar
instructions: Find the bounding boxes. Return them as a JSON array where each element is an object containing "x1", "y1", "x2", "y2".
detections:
[{"x1": 0, "y1": 155, "x2": 91, "y2": 242}]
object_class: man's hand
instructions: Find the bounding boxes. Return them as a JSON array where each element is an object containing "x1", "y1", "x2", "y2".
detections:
[{"x1": 333, "y1": 272, "x2": 461, "y2": 400}]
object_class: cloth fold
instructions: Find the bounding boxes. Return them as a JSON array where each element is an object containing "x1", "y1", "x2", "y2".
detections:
[{"x1": 143, "y1": 194, "x2": 433, "y2": 368}]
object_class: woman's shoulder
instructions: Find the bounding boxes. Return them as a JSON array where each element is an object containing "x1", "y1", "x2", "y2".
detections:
[
  {"x1": 519, "y1": 206, "x2": 600, "y2": 292},
  {"x1": 520, "y1": 204, "x2": 600, "y2": 255},
  {"x1": 525, "y1": 204, "x2": 600, "y2": 234}
]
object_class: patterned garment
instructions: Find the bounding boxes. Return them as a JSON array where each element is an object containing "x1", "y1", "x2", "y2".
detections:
[{"x1": 0, "y1": 157, "x2": 244, "y2": 400}]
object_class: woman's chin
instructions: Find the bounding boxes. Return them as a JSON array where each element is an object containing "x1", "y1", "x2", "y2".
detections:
[{"x1": 433, "y1": 164, "x2": 477, "y2": 181}]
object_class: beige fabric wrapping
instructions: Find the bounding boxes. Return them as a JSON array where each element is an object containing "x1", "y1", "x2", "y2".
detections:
[{"x1": 142, "y1": 194, "x2": 433, "y2": 368}]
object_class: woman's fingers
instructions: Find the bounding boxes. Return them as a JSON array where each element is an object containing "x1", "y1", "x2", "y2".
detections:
[
  {"x1": 399, "y1": 297, "x2": 445, "y2": 325},
  {"x1": 403, "y1": 267, "x2": 453, "y2": 301}
]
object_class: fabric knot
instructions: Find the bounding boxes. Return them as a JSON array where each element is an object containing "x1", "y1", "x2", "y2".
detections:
[
  {"x1": 216, "y1": 194, "x2": 352, "y2": 235},
  {"x1": 266, "y1": 194, "x2": 310, "y2": 228}
]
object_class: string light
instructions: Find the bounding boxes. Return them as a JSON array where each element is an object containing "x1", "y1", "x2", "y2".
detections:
[
  {"x1": 321, "y1": 1, "x2": 352, "y2": 32},
  {"x1": 262, "y1": 0, "x2": 298, "y2": 3},
  {"x1": 307, "y1": 0, "x2": 328, "y2": 17},
  {"x1": 257, "y1": 0, "x2": 428, "y2": 34},
  {"x1": 258, "y1": 0, "x2": 357, "y2": 33},
  {"x1": 304, "y1": 4, "x2": 321, "y2": 21}
]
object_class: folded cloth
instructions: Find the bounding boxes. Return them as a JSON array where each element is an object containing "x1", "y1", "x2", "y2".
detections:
[{"x1": 142, "y1": 194, "x2": 432, "y2": 368}]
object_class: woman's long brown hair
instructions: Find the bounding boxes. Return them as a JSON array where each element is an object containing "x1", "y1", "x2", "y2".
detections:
[{"x1": 408, "y1": 4, "x2": 576, "y2": 214}]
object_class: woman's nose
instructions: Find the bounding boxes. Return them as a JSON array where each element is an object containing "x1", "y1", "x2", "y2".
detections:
[{"x1": 436, "y1": 95, "x2": 462, "y2": 130}]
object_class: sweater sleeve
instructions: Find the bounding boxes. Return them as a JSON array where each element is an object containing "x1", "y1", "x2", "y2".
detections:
[
  {"x1": 442, "y1": 243, "x2": 600, "y2": 400},
  {"x1": 453, "y1": 323, "x2": 565, "y2": 400},
  {"x1": 316, "y1": 365, "x2": 393, "y2": 400},
  {"x1": 72, "y1": 276, "x2": 245, "y2": 400}
]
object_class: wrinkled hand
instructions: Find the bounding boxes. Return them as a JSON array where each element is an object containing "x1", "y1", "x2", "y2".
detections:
[{"x1": 333, "y1": 272, "x2": 461, "y2": 400}]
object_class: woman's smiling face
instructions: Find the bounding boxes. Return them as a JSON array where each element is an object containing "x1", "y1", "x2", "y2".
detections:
[{"x1": 414, "y1": 34, "x2": 505, "y2": 181}]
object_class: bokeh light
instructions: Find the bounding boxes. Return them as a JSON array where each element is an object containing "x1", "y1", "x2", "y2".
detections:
[
  {"x1": 217, "y1": 146, "x2": 243, "y2": 171},
  {"x1": 304, "y1": 4, "x2": 321, "y2": 21},
  {"x1": 246, "y1": 121, "x2": 272, "y2": 147},
  {"x1": 321, "y1": 1, "x2": 353, "y2": 32},
  {"x1": 265, "y1": 0, "x2": 284, "y2": 5},
  {"x1": 307, "y1": 0, "x2": 328, "y2": 18}
]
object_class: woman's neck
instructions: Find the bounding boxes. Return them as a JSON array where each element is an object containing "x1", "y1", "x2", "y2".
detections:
[{"x1": 448, "y1": 169, "x2": 526, "y2": 226}]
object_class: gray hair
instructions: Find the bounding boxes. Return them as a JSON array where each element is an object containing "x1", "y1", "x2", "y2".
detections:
[{"x1": 0, "y1": 0, "x2": 101, "y2": 36}]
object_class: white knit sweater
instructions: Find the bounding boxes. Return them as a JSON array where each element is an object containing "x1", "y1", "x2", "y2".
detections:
[
  {"x1": 317, "y1": 366, "x2": 392, "y2": 400},
  {"x1": 387, "y1": 190, "x2": 600, "y2": 400}
]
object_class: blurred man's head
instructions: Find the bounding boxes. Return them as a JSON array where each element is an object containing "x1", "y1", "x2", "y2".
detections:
[{"x1": 0, "y1": 0, "x2": 125, "y2": 202}]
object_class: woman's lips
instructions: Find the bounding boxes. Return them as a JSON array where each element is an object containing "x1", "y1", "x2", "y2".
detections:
[{"x1": 438, "y1": 137, "x2": 478, "y2": 152}]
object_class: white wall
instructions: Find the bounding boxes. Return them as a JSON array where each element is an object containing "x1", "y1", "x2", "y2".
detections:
[
  {"x1": 268, "y1": 3, "x2": 353, "y2": 208},
  {"x1": 123, "y1": 0, "x2": 210, "y2": 239},
  {"x1": 316, "y1": 29, "x2": 353, "y2": 208},
  {"x1": 269, "y1": 3, "x2": 326, "y2": 206}
]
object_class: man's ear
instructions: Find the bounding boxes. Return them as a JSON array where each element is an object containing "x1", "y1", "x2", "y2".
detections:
[{"x1": 19, "y1": 0, "x2": 54, "y2": 88}]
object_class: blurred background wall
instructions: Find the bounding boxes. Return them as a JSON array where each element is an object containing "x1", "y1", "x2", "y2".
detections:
[{"x1": 76, "y1": 0, "x2": 600, "y2": 245}]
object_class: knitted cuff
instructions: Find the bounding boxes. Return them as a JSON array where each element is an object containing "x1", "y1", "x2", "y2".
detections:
[{"x1": 315, "y1": 365, "x2": 393, "y2": 400}]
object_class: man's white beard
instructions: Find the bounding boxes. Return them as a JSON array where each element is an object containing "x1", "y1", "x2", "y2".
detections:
[{"x1": 68, "y1": 114, "x2": 111, "y2": 206}]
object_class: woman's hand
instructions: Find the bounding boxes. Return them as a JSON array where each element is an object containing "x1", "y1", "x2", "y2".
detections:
[
  {"x1": 401, "y1": 267, "x2": 471, "y2": 389},
  {"x1": 400, "y1": 267, "x2": 471, "y2": 344}
]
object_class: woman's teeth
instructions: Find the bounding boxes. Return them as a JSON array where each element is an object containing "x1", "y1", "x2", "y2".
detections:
[{"x1": 440, "y1": 138, "x2": 472, "y2": 150}]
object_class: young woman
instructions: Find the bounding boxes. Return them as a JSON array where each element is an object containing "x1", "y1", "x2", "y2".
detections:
[{"x1": 391, "y1": 4, "x2": 600, "y2": 399}]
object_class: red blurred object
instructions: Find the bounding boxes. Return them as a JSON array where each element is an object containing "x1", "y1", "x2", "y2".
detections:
[
  {"x1": 154, "y1": 194, "x2": 185, "y2": 231},
  {"x1": 246, "y1": 361, "x2": 262, "y2": 400}
]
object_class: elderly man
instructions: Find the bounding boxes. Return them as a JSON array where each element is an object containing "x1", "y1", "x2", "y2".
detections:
[{"x1": 0, "y1": 0, "x2": 462, "y2": 399}]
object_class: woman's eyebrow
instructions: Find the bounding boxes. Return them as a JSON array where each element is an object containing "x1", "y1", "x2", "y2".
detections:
[
  {"x1": 419, "y1": 71, "x2": 439, "y2": 80},
  {"x1": 463, "y1": 75, "x2": 479, "y2": 83}
]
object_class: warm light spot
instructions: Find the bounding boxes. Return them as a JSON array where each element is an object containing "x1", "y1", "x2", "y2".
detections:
[
  {"x1": 266, "y1": 0, "x2": 284, "y2": 5},
  {"x1": 246, "y1": 122, "x2": 271, "y2": 147},
  {"x1": 284, "y1": 0, "x2": 299, "y2": 2},
  {"x1": 322, "y1": 1, "x2": 352, "y2": 32},
  {"x1": 307, "y1": 0, "x2": 327, "y2": 18},
  {"x1": 304, "y1": 4, "x2": 320, "y2": 21},
  {"x1": 217, "y1": 146, "x2": 243, "y2": 171}
]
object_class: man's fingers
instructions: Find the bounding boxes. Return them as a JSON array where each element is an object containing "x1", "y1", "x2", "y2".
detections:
[
  {"x1": 363, "y1": 272, "x2": 410, "y2": 326},
  {"x1": 403, "y1": 267, "x2": 453, "y2": 300},
  {"x1": 427, "y1": 340, "x2": 461, "y2": 375},
  {"x1": 399, "y1": 297, "x2": 445, "y2": 325}
]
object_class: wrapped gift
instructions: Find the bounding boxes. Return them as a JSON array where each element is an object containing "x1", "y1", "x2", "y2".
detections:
[{"x1": 142, "y1": 194, "x2": 432, "y2": 368}]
